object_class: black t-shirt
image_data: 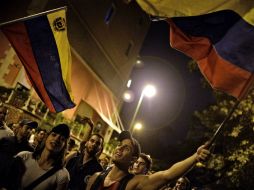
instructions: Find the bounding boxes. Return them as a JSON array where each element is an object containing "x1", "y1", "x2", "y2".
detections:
[{"x1": 66, "y1": 154, "x2": 103, "y2": 190}]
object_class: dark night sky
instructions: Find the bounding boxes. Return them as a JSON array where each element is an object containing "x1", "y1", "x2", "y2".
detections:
[{"x1": 120, "y1": 21, "x2": 215, "y2": 160}]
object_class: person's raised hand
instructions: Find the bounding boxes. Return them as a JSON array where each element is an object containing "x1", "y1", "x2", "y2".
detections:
[{"x1": 196, "y1": 144, "x2": 210, "y2": 162}]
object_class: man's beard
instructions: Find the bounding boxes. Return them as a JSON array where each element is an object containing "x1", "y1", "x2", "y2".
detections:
[{"x1": 86, "y1": 147, "x2": 97, "y2": 156}]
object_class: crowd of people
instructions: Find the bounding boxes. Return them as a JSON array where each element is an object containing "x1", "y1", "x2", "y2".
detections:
[{"x1": 0, "y1": 102, "x2": 210, "y2": 190}]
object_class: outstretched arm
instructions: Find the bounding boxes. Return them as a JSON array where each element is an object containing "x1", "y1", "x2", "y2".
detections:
[{"x1": 137, "y1": 145, "x2": 210, "y2": 190}]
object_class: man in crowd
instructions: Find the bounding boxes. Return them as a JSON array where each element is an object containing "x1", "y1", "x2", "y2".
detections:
[
  {"x1": 0, "y1": 119, "x2": 38, "y2": 155},
  {"x1": 131, "y1": 153, "x2": 152, "y2": 175},
  {"x1": 0, "y1": 103, "x2": 14, "y2": 139},
  {"x1": 66, "y1": 133, "x2": 104, "y2": 190},
  {"x1": 86, "y1": 131, "x2": 210, "y2": 190},
  {"x1": 173, "y1": 177, "x2": 190, "y2": 190},
  {"x1": 99, "y1": 156, "x2": 110, "y2": 170},
  {"x1": 30, "y1": 127, "x2": 47, "y2": 149}
]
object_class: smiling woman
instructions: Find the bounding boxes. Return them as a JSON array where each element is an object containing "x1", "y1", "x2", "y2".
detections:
[{"x1": 16, "y1": 123, "x2": 70, "y2": 190}]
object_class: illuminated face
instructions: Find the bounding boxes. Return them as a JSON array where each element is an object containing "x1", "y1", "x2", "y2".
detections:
[
  {"x1": 85, "y1": 135, "x2": 103, "y2": 156},
  {"x1": 112, "y1": 139, "x2": 134, "y2": 167},
  {"x1": 18, "y1": 124, "x2": 33, "y2": 139},
  {"x1": 36, "y1": 130, "x2": 46, "y2": 142},
  {"x1": 132, "y1": 157, "x2": 147, "y2": 175},
  {"x1": 175, "y1": 177, "x2": 188, "y2": 190},
  {"x1": 45, "y1": 132, "x2": 66, "y2": 153},
  {"x1": 100, "y1": 158, "x2": 109, "y2": 169}
]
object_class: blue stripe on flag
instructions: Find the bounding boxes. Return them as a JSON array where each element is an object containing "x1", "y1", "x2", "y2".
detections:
[{"x1": 25, "y1": 15, "x2": 74, "y2": 112}]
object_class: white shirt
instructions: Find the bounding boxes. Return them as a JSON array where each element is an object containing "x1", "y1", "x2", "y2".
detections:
[{"x1": 17, "y1": 151, "x2": 70, "y2": 190}]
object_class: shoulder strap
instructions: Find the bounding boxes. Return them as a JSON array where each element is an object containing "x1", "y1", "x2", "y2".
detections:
[
  {"x1": 118, "y1": 174, "x2": 134, "y2": 190},
  {"x1": 24, "y1": 166, "x2": 61, "y2": 190},
  {"x1": 90, "y1": 169, "x2": 134, "y2": 190},
  {"x1": 90, "y1": 168, "x2": 112, "y2": 190}
]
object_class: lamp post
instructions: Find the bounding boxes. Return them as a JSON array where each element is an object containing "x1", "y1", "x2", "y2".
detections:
[{"x1": 129, "y1": 84, "x2": 156, "y2": 134}]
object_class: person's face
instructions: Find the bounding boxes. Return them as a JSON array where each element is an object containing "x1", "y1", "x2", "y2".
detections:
[
  {"x1": 112, "y1": 139, "x2": 135, "y2": 167},
  {"x1": 36, "y1": 130, "x2": 46, "y2": 142},
  {"x1": 45, "y1": 132, "x2": 66, "y2": 153},
  {"x1": 100, "y1": 158, "x2": 109, "y2": 169},
  {"x1": 132, "y1": 157, "x2": 147, "y2": 175},
  {"x1": 175, "y1": 178, "x2": 188, "y2": 190},
  {"x1": 0, "y1": 107, "x2": 8, "y2": 122},
  {"x1": 18, "y1": 124, "x2": 33, "y2": 139},
  {"x1": 85, "y1": 135, "x2": 103, "y2": 156}
]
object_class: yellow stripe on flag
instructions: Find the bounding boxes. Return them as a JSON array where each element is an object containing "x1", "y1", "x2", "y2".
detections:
[
  {"x1": 136, "y1": 0, "x2": 254, "y2": 25},
  {"x1": 47, "y1": 9, "x2": 73, "y2": 100}
]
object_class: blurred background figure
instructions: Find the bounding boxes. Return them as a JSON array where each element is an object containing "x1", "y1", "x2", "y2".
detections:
[
  {"x1": 0, "y1": 119, "x2": 38, "y2": 156},
  {"x1": 0, "y1": 103, "x2": 14, "y2": 139},
  {"x1": 99, "y1": 156, "x2": 110, "y2": 170},
  {"x1": 173, "y1": 177, "x2": 191, "y2": 190},
  {"x1": 65, "y1": 140, "x2": 86, "y2": 163},
  {"x1": 29, "y1": 128, "x2": 47, "y2": 149},
  {"x1": 66, "y1": 138, "x2": 76, "y2": 155}
]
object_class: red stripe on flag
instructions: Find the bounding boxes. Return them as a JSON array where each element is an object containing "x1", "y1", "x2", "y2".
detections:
[
  {"x1": 2, "y1": 23, "x2": 55, "y2": 112},
  {"x1": 168, "y1": 19, "x2": 254, "y2": 99}
]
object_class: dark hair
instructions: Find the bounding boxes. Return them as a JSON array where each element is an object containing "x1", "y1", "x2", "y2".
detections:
[
  {"x1": 176, "y1": 177, "x2": 191, "y2": 190},
  {"x1": 36, "y1": 128, "x2": 47, "y2": 134},
  {"x1": 68, "y1": 138, "x2": 76, "y2": 147},
  {"x1": 89, "y1": 133, "x2": 104, "y2": 145},
  {"x1": 118, "y1": 131, "x2": 141, "y2": 158},
  {"x1": 139, "y1": 153, "x2": 152, "y2": 170},
  {"x1": 50, "y1": 123, "x2": 70, "y2": 139},
  {"x1": 32, "y1": 131, "x2": 68, "y2": 168},
  {"x1": 19, "y1": 119, "x2": 38, "y2": 129}
]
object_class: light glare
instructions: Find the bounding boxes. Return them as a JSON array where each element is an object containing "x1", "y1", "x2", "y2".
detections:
[
  {"x1": 134, "y1": 122, "x2": 142, "y2": 130},
  {"x1": 143, "y1": 84, "x2": 156, "y2": 98}
]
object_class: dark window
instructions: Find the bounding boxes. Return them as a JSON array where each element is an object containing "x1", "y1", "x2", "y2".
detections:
[
  {"x1": 125, "y1": 41, "x2": 133, "y2": 57},
  {"x1": 104, "y1": 3, "x2": 116, "y2": 25}
]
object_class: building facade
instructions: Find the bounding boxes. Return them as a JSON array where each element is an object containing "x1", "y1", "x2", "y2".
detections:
[{"x1": 0, "y1": 0, "x2": 150, "y2": 145}]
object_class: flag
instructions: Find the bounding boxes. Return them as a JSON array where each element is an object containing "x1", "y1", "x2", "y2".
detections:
[
  {"x1": 136, "y1": 0, "x2": 254, "y2": 99},
  {"x1": 0, "y1": 7, "x2": 75, "y2": 112}
]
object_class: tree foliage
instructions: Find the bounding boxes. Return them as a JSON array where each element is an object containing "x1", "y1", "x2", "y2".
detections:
[{"x1": 186, "y1": 61, "x2": 254, "y2": 189}]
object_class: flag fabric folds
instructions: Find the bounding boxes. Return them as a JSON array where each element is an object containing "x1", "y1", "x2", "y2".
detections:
[
  {"x1": 136, "y1": 0, "x2": 254, "y2": 99},
  {"x1": 1, "y1": 8, "x2": 75, "y2": 112}
]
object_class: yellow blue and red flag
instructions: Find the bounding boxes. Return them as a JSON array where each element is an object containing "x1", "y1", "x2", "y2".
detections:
[
  {"x1": 0, "y1": 7, "x2": 75, "y2": 112},
  {"x1": 137, "y1": 0, "x2": 254, "y2": 99}
]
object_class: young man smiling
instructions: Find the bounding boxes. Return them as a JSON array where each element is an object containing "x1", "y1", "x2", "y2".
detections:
[{"x1": 86, "y1": 131, "x2": 210, "y2": 190}]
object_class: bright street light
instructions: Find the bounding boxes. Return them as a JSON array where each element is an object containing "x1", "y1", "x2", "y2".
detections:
[
  {"x1": 134, "y1": 122, "x2": 143, "y2": 130},
  {"x1": 129, "y1": 84, "x2": 156, "y2": 134},
  {"x1": 143, "y1": 84, "x2": 156, "y2": 97},
  {"x1": 123, "y1": 90, "x2": 134, "y2": 102}
]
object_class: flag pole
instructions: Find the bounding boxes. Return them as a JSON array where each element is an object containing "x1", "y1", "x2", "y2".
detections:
[
  {"x1": 207, "y1": 74, "x2": 254, "y2": 148},
  {"x1": 0, "y1": 6, "x2": 67, "y2": 27},
  {"x1": 206, "y1": 99, "x2": 240, "y2": 148}
]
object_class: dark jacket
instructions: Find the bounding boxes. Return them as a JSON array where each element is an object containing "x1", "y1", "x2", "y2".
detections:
[{"x1": 66, "y1": 154, "x2": 103, "y2": 190}]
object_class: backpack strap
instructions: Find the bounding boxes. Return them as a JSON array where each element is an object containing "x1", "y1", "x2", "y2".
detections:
[
  {"x1": 24, "y1": 165, "x2": 61, "y2": 190},
  {"x1": 90, "y1": 168, "x2": 112, "y2": 190}
]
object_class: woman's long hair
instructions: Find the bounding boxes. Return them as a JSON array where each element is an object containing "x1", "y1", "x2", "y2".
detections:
[{"x1": 32, "y1": 132, "x2": 68, "y2": 168}]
